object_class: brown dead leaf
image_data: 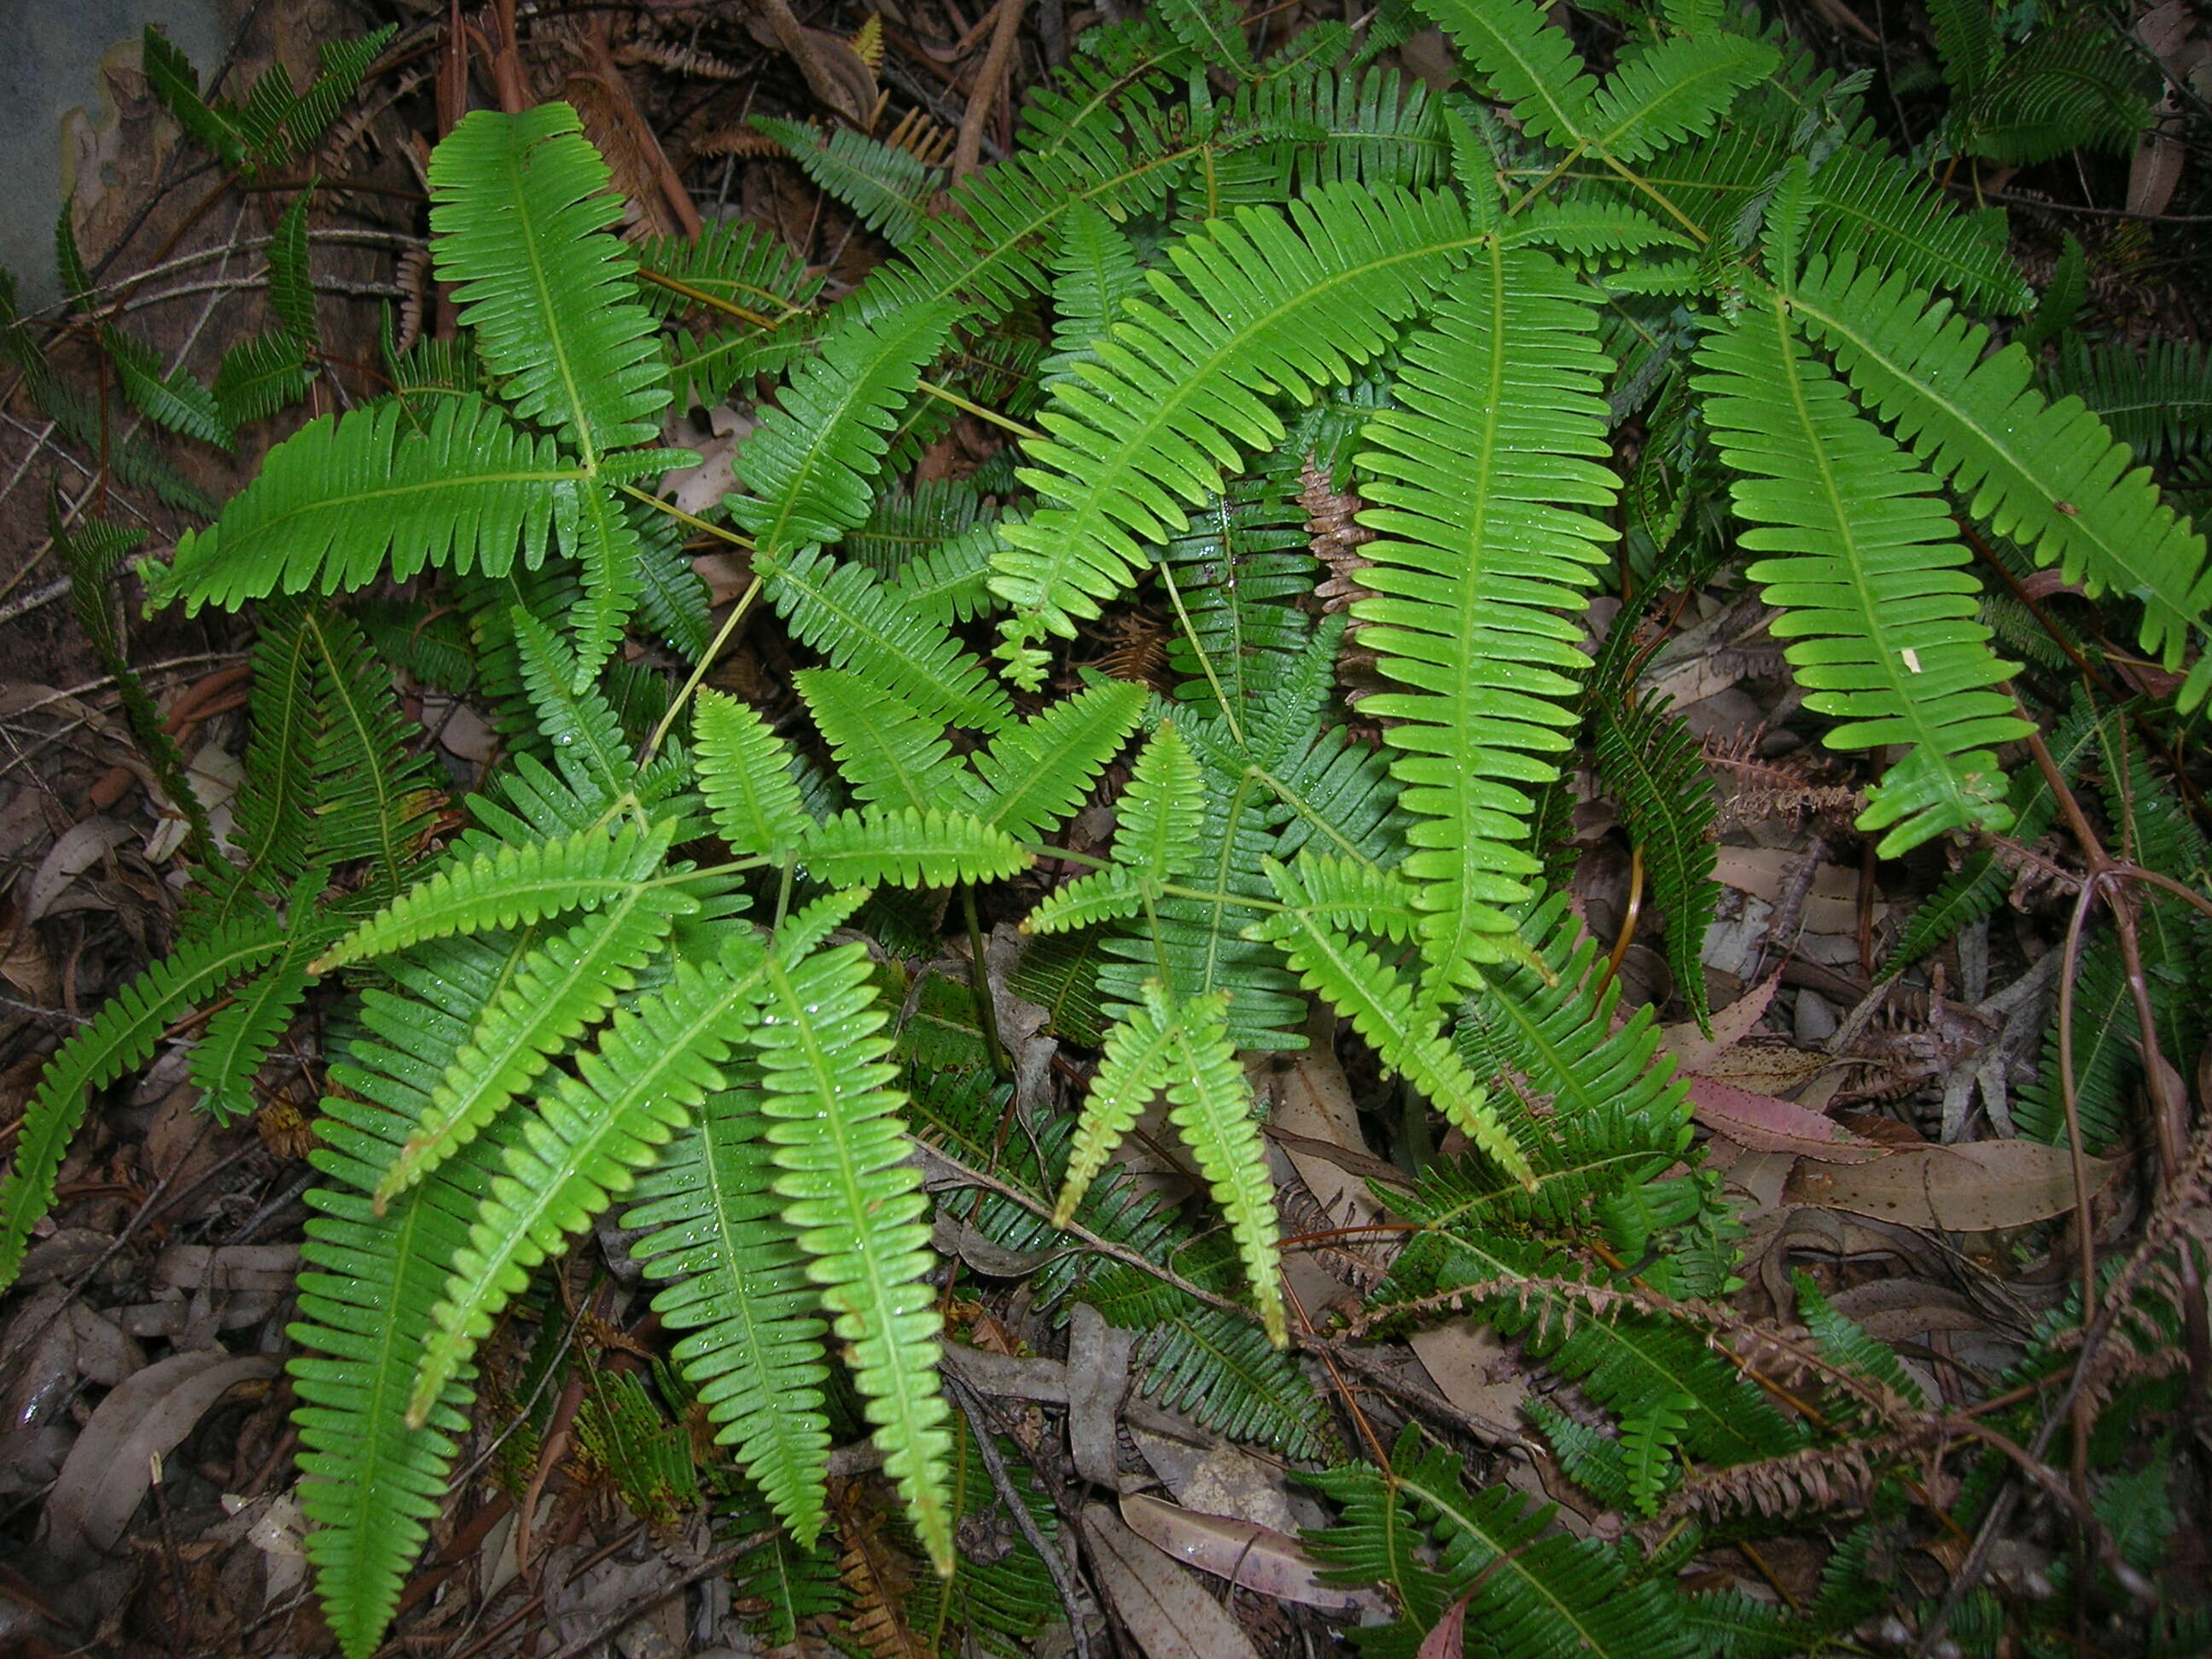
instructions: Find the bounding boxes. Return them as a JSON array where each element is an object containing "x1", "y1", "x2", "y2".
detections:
[
  {"x1": 1785, "y1": 1139, "x2": 2119, "y2": 1231},
  {"x1": 1117, "y1": 1493, "x2": 1380, "y2": 1615},
  {"x1": 1080, "y1": 1502, "x2": 1262, "y2": 1659},
  {"x1": 44, "y1": 1349, "x2": 278, "y2": 1560}
]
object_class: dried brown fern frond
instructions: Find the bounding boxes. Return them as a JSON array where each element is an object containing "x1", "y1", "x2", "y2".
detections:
[
  {"x1": 615, "y1": 39, "x2": 753, "y2": 79},
  {"x1": 832, "y1": 1484, "x2": 925, "y2": 1659},
  {"x1": 883, "y1": 106, "x2": 956, "y2": 170},
  {"x1": 694, "y1": 128, "x2": 787, "y2": 159},
  {"x1": 1657, "y1": 1434, "x2": 1909, "y2": 1525},
  {"x1": 1301, "y1": 457, "x2": 1374, "y2": 614},
  {"x1": 1703, "y1": 731, "x2": 1864, "y2": 834}
]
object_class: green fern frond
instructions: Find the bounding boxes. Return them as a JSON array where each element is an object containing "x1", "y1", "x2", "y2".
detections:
[
  {"x1": 732, "y1": 301, "x2": 958, "y2": 557},
  {"x1": 1147, "y1": 986, "x2": 1289, "y2": 1347},
  {"x1": 964, "y1": 680, "x2": 1145, "y2": 839},
  {"x1": 2043, "y1": 335, "x2": 2212, "y2": 469},
  {"x1": 1051, "y1": 981, "x2": 1185, "y2": 1225},
  {"x1": 1411, "y1": 0, "x2": 1599, "y2": 154},
  {"x1": 0, "y1": 913, "x2": 287, "y2": 1289},
  {"x1": 290, "y1": 935, "x2": 509, "y2": 1658},
  {"x1": 749, "y1": 945, "x2": 957, "y2": 1576},
  {"x1": 625, "y1": 1084, "x2": 832, "y2": 1545},
  {"x1": 1264, "y1": 853, "x2": 1423, "y2": 941},
  {"x1": 373, "y1": 888, "x2": 692, "y2": 1208},
  {"x1": 1309, "y1": 1425, "x2": 1699, "y2": 1659},
  {"x1": 188, "y1": 917, "x2": 327, "y2": 1125},
  {"x1": 100, "y1": 324, "x2": 233, "y2": 450},
  {"x1": 507, "y1": 609, "x2": 637, "y2": 809},
  {"x1": 317, "y1": 820, "x2": 674, "y2": 970},
  {"x1": 1023, "y1": 717, "x2": 1212, "y2": 949},
  {"x1": 1158, "y1": 469, "x2": 1318, "y2": 724},
  {"x1": 300, "y1": 608, "x2": 445, "y2": 891},
  {"x1": 410, "y1": 934, "x2": 773, "y2": 1424},
  {"x1": 1595, "y1": 688, "x2": 1718, "y2": 1031},
  {"x1": 1792, "y1": 1268, "x2": 1924, "y2": 1410},
  {"x1": 1789, "y1": 256, "x2": 2212, "y2": 709},
  {"x1": 1045, "y1": 202, "x2": 1146, "y2": 384},
  {"x1": 990, "y1": 183, "x2": 1471, "y2": 667},
  {"x1": 561, "y1": 477, "x2": 645, "y2": 686},
  {"x1": 1136, "y1": 1306, "x2": 1328, "y2": 1452},
  {"x1": 1585, "y1": 33, "x2": 1778, "y2": 166},
  {"x1": 212, "y1": 329, "x2": 315, "y2": 428},
  {"x1": 1350, "y1": 245, "x2": 1616, "y2": 986},
  {"x1": 754, "y1": 117, "x2": 943, "y2": 247},
  {"x1": 148, "y1": 395, "x2": 576, "y2": 614},
  {"x1": 1157, "y1": 0, "x2": 1256, "y2": 74},
  {"x1": 766, "y1": 546, "x2": 1014, "y2": 733},
  {"x1": 636, "y1": 217, "x2": 823, "y2": 321},
  {"x1": 266, "y1": 189, "x2": 317, "y2": 345},
  {"x1": 693, "y1": 690, "x2": 812, "y2": 859},
  {"x1": 797, "y1": 806, "x2": 1029, "y2": 887},
  {"x1": 1695, "y1": 288, "x2": 2029, "y2": 854},
  {"x1": 796, "y1": 667, "x2": 969, "y2": 813},
  {"x1": 1252, "y1": 859, "x2": 1534, "y2": 1188},
  {"x1": 428, "y1": 103, "x2": 667, "y2": 461}
]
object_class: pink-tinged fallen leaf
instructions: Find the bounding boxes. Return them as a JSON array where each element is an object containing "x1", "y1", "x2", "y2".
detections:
[
  {"x1": 1785, "y1": 1140, "x2": 2121, "y2": 1231},
  {"x1": 1689, "y1": 1077, "x2": 1884, "y2": 1164},
  {"x1": 1118, "y1": 1493, "x2": 1382, "y2": 1615},
  {"x1": 1417, "y1": 1584, "x2": 1477, "y2": 1659}
]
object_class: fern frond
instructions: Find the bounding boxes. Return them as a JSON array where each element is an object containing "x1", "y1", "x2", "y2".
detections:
[
  {"x1": 797, "y1": 807, "x2": 1029, "y2": 887},
  {"x1": 965, "y1": 680, "x2": 1145, "y2": 839},
  {"x1": 766, "y1": 547, "x2": 1014, "y2": 733},
  {"x1": 693, "y1": 690, "x2": 812, "y2": 859},
  {"x1": 1051, "y1": 982, "x2": 1185, "y2": 1225},
  {"x1": 1793, "y1": 1269, "x2": 1924, "y2": 1410},
  {"x1": 1584, "y1": 33, "x2": 1778, "y2": 165},
  {"x1": 300, "y1": 608, "x2": 445, "y2": 891},
  {"x1": 1790, "y1": 256, "x2": 2212, "y2": 709},
  {"x1": 102, "y1": 320, "x2": 234, "y2": 446},
  {"x1": 796, "y1": 667, "x2": 969, "y2": 813},
  {"x1": 374, "y1": 888, "x2": 692, "y2": 1208},
  {"x1": 754, "y1": 117, "x2": 944, "y2": 247},
  {"x1": 212, "y1": 329, "x2": 314, "y2": 428},
  {"x1": 989, "y1": 183, "x2": 1471, "y2": 666},
  {"x1": 1157, "y1": 0, "x2": 1256, "y2": 74},
  {"x1": 1694, "y1": 289, "x2": 2029, "y2": 854},
  {"x1": 1350, "y1": 245, "x2": 1616, "y2": 985},
  {"x1": 1410, "y1": 0, "x2": 1598, "y2": 154},
  {"x1": 1595, "y1": 689, "x2": 1717, "y2": 1031},
  {"x1": 561, "y1": 477, "x2": 645, "y2": 686},
  {"x1": 1252, "y1": 859, "x2": 1534, "y2": 1188},
  {"x1": 1044, "y1": 202, "x2": 1146, "y2": 384},
  {"x1": 410, "y1": 935, "x2": 772, "y2": 1423},
  {"x1": 428, "y1": 103, "x2": 667, "y2": 460},
  {"x1": 750, "y1": 946, "x2": 956, "y2": 1577},
  {"x1": 2043, "y1": 335, "x2": 2212, "y2": 469},
  {"x1": 625, "y1": 1085, "x2": 833, "y2": 1545},
  {"x1": 507, "y1": 609, "x2": 637, "y2": 808},
  {"x1": 1135, "y1": 1307, "x2": 1330, "y2": 1452},
  {"x1": 290, "y1": 935, "x2": 509, "y2": 1657},
  {"x1": 1147, "y1": 987, "x2": 1288, "y2": 1347},
  {"x1": 188, "y1": 918, "x2": 327, "y2": 1125},
  {"x1": 316, "y1": 820, "x2": 674, "y2": 970},
  {"x1": 148, "y1": 395, "x2": 575, "y2": 614},
  {"x1": 636, "y1": 217, "x2": 824, "y2": 321},
  {"x1": 0, "y1": 914, "x2": 286, "y2": 1288},
  {"x1": 733, "y1": 301, "x2": 959, "y2": 557}
]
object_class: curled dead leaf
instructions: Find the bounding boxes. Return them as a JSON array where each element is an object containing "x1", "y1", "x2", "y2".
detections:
[{"x1": 1785, "y1": 1139, "x2": 2119, "y2": 1231}]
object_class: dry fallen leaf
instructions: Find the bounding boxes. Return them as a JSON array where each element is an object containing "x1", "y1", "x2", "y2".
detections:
[
  {"x1": 1785, "y1": 1139, "x2": 2119, "y2": 1231},
  {"x1": 1080, "y1": 1502, "x2": 1262, "y2": 1659},
  {"x1": 1117, "y1": 1493, "x2": 1381, "y2": 1615},
  {"x1": 44, "y1": 1349, "x2": 279, "y2": 1560}
]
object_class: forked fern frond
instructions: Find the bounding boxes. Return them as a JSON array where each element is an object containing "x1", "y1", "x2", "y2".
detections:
[
  {"x1": 428, "y1": 102, "x2": 667, "y2": 462},
  {"x1": 1695, "y1": 289, "x2": 2029, "y2": 854},
  {"x1": 990, "y1": 183, "x2": 1472, "y2": 672},
  {"x1": 1252, "y1": 859, "x2": 1534, "y2": 1189},
  {"x1": 749, "y1": 945, "x2": 957, "y2": 1576},
  {"x1": 1409, "y1": 0, "x2": 1598, "y2": 154},
  {"x1": 372, "y1": 888, "x2": 693, "y2": 1208},
  {"x1": 732, "y1": 302, "x2": 958, "y2": 558},
  {"x1": 409, "y1": 934, "x2": 773, "y2": 1423},
  {"x1": 766, "y1": 548, "x2": 1014, "y2": 733}
]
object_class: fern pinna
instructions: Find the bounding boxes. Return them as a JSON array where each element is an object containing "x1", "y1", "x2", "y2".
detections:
[{"x1": 3, "y1": 0, "x2": 2204, "y2": 1650}]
